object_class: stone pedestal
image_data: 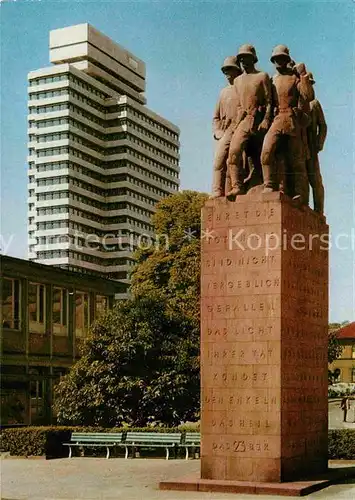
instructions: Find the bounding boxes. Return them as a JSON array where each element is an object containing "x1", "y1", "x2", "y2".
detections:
[{"x1": 200, "y1": 190, "x2": 329, "y2": 483}]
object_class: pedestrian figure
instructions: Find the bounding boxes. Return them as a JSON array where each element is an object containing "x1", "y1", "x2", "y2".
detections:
[{"x1": 340, "y1": 396, "x2": 350, "y2": 422}]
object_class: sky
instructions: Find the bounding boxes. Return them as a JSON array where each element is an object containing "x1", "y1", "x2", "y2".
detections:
[{"x1": 0, "y1": 0, "x2": 354, "y2": 322}]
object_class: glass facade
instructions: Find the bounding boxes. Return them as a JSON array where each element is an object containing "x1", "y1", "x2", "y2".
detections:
[
  {"x1": 75, "y1": 291, "x2": 90, "y2": 338},
  {"x1": 53, "y1": 287, "x2": 68, "y2": 335},
  {"x1": 95, "y1": 295, "x2": 108, "y2": 318},
  {"x1": 1, "y1": 278, "x2": 21, "y2": 329},
  {"x1": 28, "y1": 282, "x2": 46, "y2": 333}
]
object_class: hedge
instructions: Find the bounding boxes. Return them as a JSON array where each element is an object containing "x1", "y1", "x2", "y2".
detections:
[
  {"x1": 328, "y1": 429, "x2": 355, "y2": 460},
  {"x1": 2, "y1": 427, "x2": 353, "y2": 460},
  {"x1": 0, "y1": 425, "x2": 197, "y2": 458},
  {"x1": 1, "y1": 426, "x2": 105, "y2": 458}
]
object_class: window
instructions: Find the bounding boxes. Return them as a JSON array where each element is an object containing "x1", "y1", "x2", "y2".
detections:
[
  {"x1": 96, "y1": 295, "x2": 108, "y2": 319},
  {"x1": 1, "y1": 278, "x2": 21, "y2": 329},
  {"x1": 29, "y1": 368, "x2": 46, "y2": 423},
  {"x1": 75, "y1": 292, "x2": 89, "y2": 338},
  {"x1": 352, "y1": 346, "x2": 355, "y2": 359},
  {"x1": 52, "y1": 367, "x2": 68, "y2": 381},
  {"x1": 52, "y1": 287, "x2": 68, "y2": 335},
  {"x1": 30, "y1": 379, "x2": 44, "y2": 399},
  {"x1": 333, "y1": 368, "x2": 341, "y2": 382},
  {"x1": 28, "y1": 283, "x2": 46, "y2": 333},
  {"x1": 37, "y1": 146, "x2": 69, "y2": 157},
  {"x1": 352, "y1": 368, "x2": 355, "y2": 383},
  {"x1": 113, "y1": 272, "x2": 127, "y2": 280},
  {"x1": 29, "y1": 74, "x2": 68, "y2": 86}
]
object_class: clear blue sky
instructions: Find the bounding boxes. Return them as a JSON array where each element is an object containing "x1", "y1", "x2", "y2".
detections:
[{"x1": 1, "y1": 0, "x2": 354, "y2": 322}]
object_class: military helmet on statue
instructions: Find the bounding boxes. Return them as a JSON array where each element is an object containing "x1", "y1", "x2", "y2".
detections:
[
  {"x1": 221, "y1": 56, "x2": 241, "y2": 73},
  {"x1": 236, "y1": 44, "x2": 258, "y2": 64},
  {"x1": 270, "y1": 45, "x2": 291, "y2": 63},
  {"x1": 308, "y1": 72, "x2": 315, "y2": 84}
]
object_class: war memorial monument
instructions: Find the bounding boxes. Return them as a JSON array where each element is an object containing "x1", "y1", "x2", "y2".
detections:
[
  {"x1": 200, "y1": 44, "x2": 329, "y2": 484},
  {"x1": 161, "y1": 43, "x2": 355, "y2": 495}
]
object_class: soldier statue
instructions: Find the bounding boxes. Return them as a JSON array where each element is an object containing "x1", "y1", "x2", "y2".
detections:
[
  {"x1": 226, "y1": 44, "x2": 272, "y2": 199},
  {"x1": 306, "y1": 72, "x2": 327, "y2": 214},
  {"x1": 210, "y1": 44, "x2": 325, "y2": 216},
  {"x1": 211, "y1": 56, "x2": 242, "y2": 198},
  {"x1": 261, "y1": 45, "x2": 314, "y2": 204}
]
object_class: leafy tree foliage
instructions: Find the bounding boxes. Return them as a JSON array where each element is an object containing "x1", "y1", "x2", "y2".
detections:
[
  {"x1": 1, "y1": 394, "x2": 25, "y2": 425},
  {"x1": 54, "y1": 296, "x2": 199, "y2": 427},
  {"x1": 328, "y1": 322, "x2": 348, "y2": 384},
  {"x1": 54, "y1": 191, "x2": 207, "y2": 427},
  {"x1": 328, "y1": 322, "x2": 348, "y2": 364},
  {"x1": 131, "y1": 190, "x2": 208, "y2": 322}
]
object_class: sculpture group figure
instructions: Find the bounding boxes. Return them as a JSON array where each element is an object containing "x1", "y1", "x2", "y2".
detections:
[{"x1": 211, "y1": 44, "x2": 327, "y2": 215}]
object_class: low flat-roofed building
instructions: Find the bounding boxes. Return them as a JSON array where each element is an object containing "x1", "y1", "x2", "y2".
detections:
[{"x1": 0, "y1": 255, "x2": 127, "y2": 425}]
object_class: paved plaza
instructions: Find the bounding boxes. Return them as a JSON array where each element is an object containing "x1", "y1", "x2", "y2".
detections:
[
  {"x1": 329, "y1": 400, "x2": 355, "y2": 429},
  {"x1": 1, "y1": 404, "x2": 354, "y2": 500},
  {"x1": 1, "y1": 457, "x2": 355, "y2": 500}
]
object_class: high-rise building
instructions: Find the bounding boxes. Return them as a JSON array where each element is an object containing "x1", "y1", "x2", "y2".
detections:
[{"x1": 28, "y1": 24, "x2": 180, "y2": 283}]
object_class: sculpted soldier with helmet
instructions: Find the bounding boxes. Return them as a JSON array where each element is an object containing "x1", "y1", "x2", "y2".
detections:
[
  {"x1": 211, "y1": 56, "x2": 242, "y2": 198},
  {"x1": 226, "y1": 44, "x2": 272, "y2": 199},
  {"x1": 261, "y1": 44, "x2": 314, "y2": 204},
  {"x1": 210, "y1": 43, "x2": 325, "y2": 215},
  {"x1": 306, "y1": 72, "x2": 327, "y2": 214}
]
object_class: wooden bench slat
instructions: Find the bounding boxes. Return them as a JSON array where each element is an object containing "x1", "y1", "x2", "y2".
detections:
[
  {"x1": 70, "y1": 436, "x2": 121, "y2": 439},
  {"x1": 70, "y1": 433, "x2": 122, "y2": 436},
  {"x1": 123, "y1": 433, "x2": 199, "y2": 446},
  {"x1": 185, "y1": 433, "x2": 200, "y2": 443},
  {"x1": 75, "y1": 436, "x2": 121, "y2": 439},
  {"x1": 125, "y1": 436, "x2": 180, "y2": 439},
  {"x1": 64, "y1": 443, "x2": 119, "y2": 447}
]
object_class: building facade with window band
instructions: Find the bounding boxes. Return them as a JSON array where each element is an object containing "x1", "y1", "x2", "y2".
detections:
[
  {"x1": 0, "y1": 255, "x2": 126, "y2": 425},
  {"x1": 28, "y1": 24, "x2": 180, "y2": 286}
]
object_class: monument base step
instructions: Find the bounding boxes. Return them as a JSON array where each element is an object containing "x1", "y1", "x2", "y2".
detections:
[{"x1": 159, "y1": 464, "x2": 355, "y2": 497}]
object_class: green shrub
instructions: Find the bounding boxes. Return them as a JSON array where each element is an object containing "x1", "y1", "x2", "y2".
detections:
[
  {"x1": 1, "y1": 426, "x2": 107, "y2": 457},
  {"x1": 1, "y1": 427, "x2": 72, "y2": 457},
  {"x1": 178, "y1": 422, "x2": 200, "y2": 432},
  {"x1": 3, "y1": 426, "x2": 352, "y2": 459},
  {"x1": 328, "y1": 429, "x2": 355, "y2": 460}
]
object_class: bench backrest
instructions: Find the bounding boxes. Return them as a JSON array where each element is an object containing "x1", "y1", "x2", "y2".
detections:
[
  {"x1": 125, "y1": 432, "x2": 181, "y2": 444},
  {"x1": 69, "y1": 431, "x2": 200, "y2": 445},
  {"x1": 71, "y1": 432, "x2": 123, "y2": 443},
  {"x1": 184, "y1": 432, "x2": 200, "y2": 444}
]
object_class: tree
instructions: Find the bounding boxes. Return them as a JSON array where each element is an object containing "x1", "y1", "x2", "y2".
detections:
[
  {"x1": 54, "y1": 191, "x2": 208, "y2": 427},
  {"x1": 328, "y1": 322, "x2": 348, "y2": 364},
  {"x1": 1, "y1": 394, "x2": 25, "y2": 424},
  {"x1": 328, "y1": 322, "x2": 348, "y2": 384},
  {"x1": 131, "y1": 190, "x2": 208, "y2": 322},
  {"x1": 54, "y1": 295, "x2": 199, "y2": 427}
]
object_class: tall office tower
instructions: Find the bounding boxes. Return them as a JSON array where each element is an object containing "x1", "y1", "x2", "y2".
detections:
[{"x1": 28, "y1": 24, "x2": 180, "y2": 283}]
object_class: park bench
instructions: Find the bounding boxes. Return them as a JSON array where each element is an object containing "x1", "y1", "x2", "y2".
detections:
[
  {"x1": 124, "y1": 432, "x2": 181, "y2": 460},
  {"x1": 183, "y1": 432, "x2": 200, "y2": 459},
  {"x1": 63, "y1": 432, "x2": 124, "y2": 459}
]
